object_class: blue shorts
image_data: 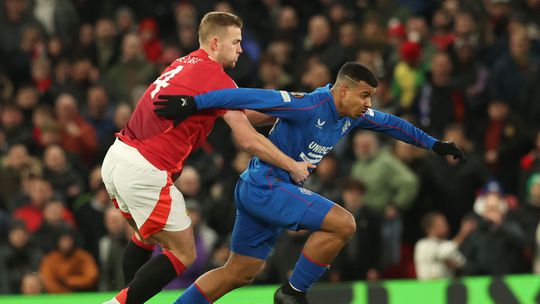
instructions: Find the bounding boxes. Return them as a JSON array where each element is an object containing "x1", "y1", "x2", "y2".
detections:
[{"x1": 231, "y1": 178, "x2": 335, "y2": 260}]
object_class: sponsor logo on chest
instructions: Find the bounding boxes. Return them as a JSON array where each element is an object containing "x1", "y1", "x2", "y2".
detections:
[{"x1": 316, "y1": 118, "x2": 326, "y2": 129}]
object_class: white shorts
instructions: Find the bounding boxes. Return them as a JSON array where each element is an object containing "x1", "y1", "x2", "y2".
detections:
[{"x1": 101, "y1": 139, "x2": 191, "y2": 238}]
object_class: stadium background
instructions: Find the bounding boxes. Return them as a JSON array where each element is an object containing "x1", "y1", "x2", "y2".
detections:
[{"x1": 0, "y1": 0, "x2": 539, "y2": 303}]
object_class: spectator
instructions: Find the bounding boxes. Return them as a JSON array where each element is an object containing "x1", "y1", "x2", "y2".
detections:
[
  {"x1": 405, "y1": 15, "x2": 437, "y2": 65},
  {"x1": 473, "y1": 98, "x2": 529, "y2": 195},
  {"x1": 54, "y1": 92, "x2": 98, "y2": 167},
  {"x1": 206, "y1": 149, "x2": 250, "y2": 237},
  {"x1": 302, "y1": 15, "x2": 342, "y2": 73},
  {"x1": 0, "y1": 144, "x2": 41, "y2": 211},
  {"x1": 42, "y1": 144, "x2": 85, "y2": 204},
  {"x1": 0, "y1": 0, "x2": 42, "y2": 56},
  {"x1": 20, "y1": 272, "x2": 43, "y2": 295},
  {"x1": 350, "y1": 131, "x2": 418, "y2": 267},
  {"x1": 176, "y1": 166, "x2": 209, "y2": 206},
  {"x1": 98, "y1": 208, "x2": 128, "y2": 291},
  {"x1": 106, "y1": 32, "x2": 156, "y2": 104},
  {"x1": 420, "y1": 124, "x2": 489, "y2": 234},
  {"x1": 517, "y1": 173, "x2": 540, "y2": 269},
  {"x1": 32, "y1": 200, "x2": 72, "y2": 253},
  {"x1": 449, "y1": 35, "x2": 490, "y2": 123},
  {"x1": 413, "y1": 51, "x2": 465, "y2": 138},
  {"x1": 461, "y1": 192, "x2": 527, "y2": 275},
  {"x1": 32, "y1": 0, "x2": 79, "y2": 46},
  {"x1": 519, "y1": 130, "x2": 540, "y2": 201},
  {"x1": 93, "y1": 17, "x2": 119, "y2": 72},
  {"x1": 83, "y1": 85, "x2": 115, "y2": 149},
  {"x1": 138, "y1": 18, "x2": 163, "y2": 63},
  {"x1": 414, "y1": 212, "x2": 473, "y2": 280},
  {"x1": 391, "y1": 40, "x2": 426, "y2": 110},
  {"x1": 0, "y1": 104, "x2": 32, "y2": 147},
  {"x1": 72, "y1": 166, "x2": 108, "y2": 260},
  {"x1": 0, "y1": 220, "x2": 42, "y2": 293},
  {"x1": 489, "y1": 25, "x2": 540, "y2": 120},
  {"x1": 114, "y1": 6, "x2": 136, "y2": 42},
  {"x1": 39, "y1": 227, "x2": 98, "y2": 293},
  {"x1": 430, "y1": 9, "x2": 454, "y2": 50},
  {"x1": 332, "y1": 179, "x2": 382, "y2": 281},
  {"x1": 12, "y1": 176, "x2": 74, "y2": 232},
  {"x1": 350, "y1": 131, "x2": 418, "y2": 213}
]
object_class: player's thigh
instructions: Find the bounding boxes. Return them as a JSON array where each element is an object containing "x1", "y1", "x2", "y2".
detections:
[
  {"x1": 112, "y1": 152, "x2": 191, "y2": 239},
  {"x1": 231, "y1": 203, "x2": 282, "y2": 261},
  {"x1": 258, "y1": 182, "x2": 335, "y2": 232},
  {"x1": 119, "y1": 177, "x2": 191, "y2": 239},
  {"x1": 101, "y1": 144, "x2": 132, "y2": 217}
]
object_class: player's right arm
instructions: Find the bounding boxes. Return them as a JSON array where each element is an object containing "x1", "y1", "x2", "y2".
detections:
[
  {"x1": 223, "y1": 110, "x2": 315, "y2": 184},
  {"x1": 154, "y1": 88, "x2": 320, "y2": 123},
  {"x1": 244, "y1": 110, "x2": 277, "y2": 126}
]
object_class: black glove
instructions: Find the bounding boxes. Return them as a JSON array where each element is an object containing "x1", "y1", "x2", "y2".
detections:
[
  {"x1": 153, "y1": 95, "x2": 198, "y2": 126},
  {"x1": 432, "y1": 141, "x2": 467, "y2": 164}
]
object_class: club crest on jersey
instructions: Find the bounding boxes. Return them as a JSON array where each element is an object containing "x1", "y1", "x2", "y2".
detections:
[
  {"x1": 342, "y1": 120, "x2": 351, "y2": 134},
  {"x1": 290, "y1": 92, "x2": 306, "y2": 99},
  {"x1": 299, "y1": 187, "x2": 313, "y2": 195},
  {"x1": 316, "y1": 118, "x2": 326, "y2": 129},
  {"x1": 365, "y1": 108, "x2": 375, "y2": 117}
]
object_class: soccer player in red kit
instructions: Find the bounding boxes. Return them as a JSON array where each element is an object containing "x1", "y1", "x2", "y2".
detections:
[{"x1": 101, "y1": 12, "x2": 313, "y2": 304}]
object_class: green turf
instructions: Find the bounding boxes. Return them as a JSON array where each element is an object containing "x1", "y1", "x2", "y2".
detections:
[{"x1": 0, "y1": 286, "x2": 278, "y2": 304}]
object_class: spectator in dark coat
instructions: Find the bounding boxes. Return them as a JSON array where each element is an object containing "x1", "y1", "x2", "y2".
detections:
[
  {"x1": 0, "y1": 220, "x2": 42, "y2": 293},
  {"x1": 331, "y1": 179, "x2": 382, "y2": 281}
]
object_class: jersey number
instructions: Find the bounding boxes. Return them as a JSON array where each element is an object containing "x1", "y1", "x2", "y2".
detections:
[{"x1": 150, "y1": 65, "x2": 184, "y2": 99}]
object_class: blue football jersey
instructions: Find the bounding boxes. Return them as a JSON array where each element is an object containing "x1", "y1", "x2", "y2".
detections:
[{"x1": 195, "y1": 84, "x2": 437, "y2": 185}]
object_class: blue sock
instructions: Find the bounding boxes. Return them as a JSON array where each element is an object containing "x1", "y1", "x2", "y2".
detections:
[
  {"x1": 174, "y1": 283, "x2": 211, "y2": 304},
  {"x1": 289, "y1": 252, "x2": 329, "y2": 292}
]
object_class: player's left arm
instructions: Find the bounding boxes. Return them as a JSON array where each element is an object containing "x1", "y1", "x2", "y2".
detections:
[{"x1": 356, "y1": 109, "x2": 466, "y2": 163}]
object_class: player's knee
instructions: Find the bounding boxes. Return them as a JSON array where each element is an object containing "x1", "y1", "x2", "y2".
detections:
[
  {"x1": 170, "y1": 247, "x2": 197, "y2": 267},
  {"x1": 338, "y1": 212, "x2": 356, "y2": 240},
  {"x1": 224, "y1": 263, "x2": 261, "y2": 288}
]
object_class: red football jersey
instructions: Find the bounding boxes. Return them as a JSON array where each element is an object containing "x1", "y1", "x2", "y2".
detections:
[{"x1": 117, "y1": 49, "x2": 236, "y2": 176}]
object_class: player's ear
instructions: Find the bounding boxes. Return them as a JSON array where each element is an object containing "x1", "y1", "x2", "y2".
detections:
[
  {"x1": 339, "y1": 83, "x2": 348, "y2": 97},
  {"x1": 210, "y1": 36, "x2": 219, "y2": 51}
]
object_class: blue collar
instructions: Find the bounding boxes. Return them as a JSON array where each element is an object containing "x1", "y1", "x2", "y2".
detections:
[{"x1": 316, "y1": 83, "x2": 340, "y2": 121}]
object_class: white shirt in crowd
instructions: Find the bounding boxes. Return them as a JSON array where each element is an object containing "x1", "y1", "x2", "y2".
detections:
[{"x1": 414, "y1": 237, "x2": 466, "y2": 280}]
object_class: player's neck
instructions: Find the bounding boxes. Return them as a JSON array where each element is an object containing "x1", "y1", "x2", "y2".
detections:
[
  {"x1": 200, "y1": 46, "x2": 219, "y2": 64},
  {"x1": 330, "y1": 88, "x2": 346, "y2": 117}
]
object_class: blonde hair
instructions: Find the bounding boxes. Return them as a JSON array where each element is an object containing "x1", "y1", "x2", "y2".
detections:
[{"x1": 198, "y1": 12, "x2": 242, "y2": 45}]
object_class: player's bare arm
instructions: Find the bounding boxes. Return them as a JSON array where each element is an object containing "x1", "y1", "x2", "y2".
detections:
[
  {"x1": 244, "y1": 110, "x2": 277, "y2": 126},
  {"x1": 223, "y1": 110, "x2": 315, "y2": 184}
]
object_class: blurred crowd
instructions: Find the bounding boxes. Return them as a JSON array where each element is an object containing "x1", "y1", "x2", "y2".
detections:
[{"x1": 0, "y1": 0, "x2": 540, "y2": 295}]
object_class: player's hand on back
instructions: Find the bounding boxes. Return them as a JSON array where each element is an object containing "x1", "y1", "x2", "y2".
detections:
[
  {"x1": 153, "y1": 95, "x2": 198, "y2": 126},
  {"x1": 432, "y1": 141, "x2": 467, "y2": 164},
  {"x1": 289, "y1": 162, "x2": 317, "y2": 186}
]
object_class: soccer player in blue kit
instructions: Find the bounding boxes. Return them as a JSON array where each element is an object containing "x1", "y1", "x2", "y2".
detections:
[{"x1": 154, "y1": 62, "x2": 466, "y2": 304}]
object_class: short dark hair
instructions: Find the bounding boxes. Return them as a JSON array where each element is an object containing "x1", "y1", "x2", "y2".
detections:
[
  {"x1": 421, "y1": 211, "x2": 443, "y2": 234},
  {"x1": 341, "y1": 178, "x2": 366, "y2": 193},
  {"x1": 337, "y1": 62, "x2": 379, "y2": 88}
]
